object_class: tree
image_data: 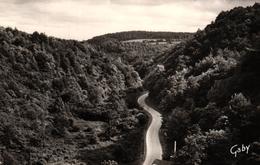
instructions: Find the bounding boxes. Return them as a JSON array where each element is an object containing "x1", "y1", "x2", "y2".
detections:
[{"x1": 229, "y1": 93, "x2": 251, "y2": 111}]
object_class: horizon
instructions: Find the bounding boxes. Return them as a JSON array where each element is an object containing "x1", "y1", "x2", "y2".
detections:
[
  {"x1": 0, "y1": 0, "x2": 258, "y2": 40},
  {"x1": 0, "y1": 27, "x2": 195, "y2": 41}
]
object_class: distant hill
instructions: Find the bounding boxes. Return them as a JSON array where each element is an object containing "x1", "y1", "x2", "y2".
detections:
[
  {"x1": 144, "y1": 3, "x2": 260, "y2": 165},
  {"x1": 86, "y1": 31, "x2": 193, "y2": 79},
  {"x1": 88, "y1": 31, "x2": 193, "y2": 43}
]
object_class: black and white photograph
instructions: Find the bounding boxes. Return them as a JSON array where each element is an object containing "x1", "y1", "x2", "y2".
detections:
[{"x1": 0, "y1": 0, "x2": 259, "y2": 165}]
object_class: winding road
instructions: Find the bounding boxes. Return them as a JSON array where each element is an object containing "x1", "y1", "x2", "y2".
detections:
[{"x1": 138, "y1": 93, "x2": 163, "y2": 165}]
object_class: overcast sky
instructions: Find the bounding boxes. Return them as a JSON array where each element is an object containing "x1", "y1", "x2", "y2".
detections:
[{"x1": 0, "y1": 0, "x2": 258, "y2": 40}]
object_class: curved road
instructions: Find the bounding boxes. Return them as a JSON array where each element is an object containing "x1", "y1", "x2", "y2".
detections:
[{"x1": 138, "y1": 93, "x2": 163, "y2": 165}]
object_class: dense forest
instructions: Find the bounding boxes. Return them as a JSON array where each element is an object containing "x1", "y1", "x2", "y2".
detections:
[
  {"x1": 0, "y1": 26, "x2": 192, "y2": 165},
  {"x1": 0, "y1": 27, "x2": 148, "y2": 165},
  {"x1": 0, "y1": 2, "x2": 259, "y2": 165},
  {"x1": 144, "y1": 3, "x2": 260, "y2": 165}
]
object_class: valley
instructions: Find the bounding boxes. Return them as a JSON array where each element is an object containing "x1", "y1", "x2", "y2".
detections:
[{"x1": 0, "y1": 2, "x2": 259, "y2": 165}]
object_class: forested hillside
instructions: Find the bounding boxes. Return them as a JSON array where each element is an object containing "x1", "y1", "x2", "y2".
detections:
[
  {"x1": 1, "y1": 3, "x2": 258, "y2": 165},
  {"x1": 0, "y1": 27, "x2": 147, "y2": 165},
  {"x1": 87, "y1": 31, "x2": 192, "y2": 79},
  {"x1": 144, "y1": 3, "x2": 260, "y2": 165},
  {"x1": 87, "y1": 39, "x2": 170, "y2": 78}
]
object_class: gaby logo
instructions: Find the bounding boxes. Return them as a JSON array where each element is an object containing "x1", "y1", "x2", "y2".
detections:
[{"x1": 230, "y1": 144, "x2": 250, "y2": 157}]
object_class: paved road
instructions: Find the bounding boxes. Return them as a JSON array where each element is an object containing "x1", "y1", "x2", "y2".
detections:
[{"x1": 138, "y1": 93, "x2": 163, "y2": 165}]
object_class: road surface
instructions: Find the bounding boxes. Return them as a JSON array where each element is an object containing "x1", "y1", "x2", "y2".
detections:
[{"x1": 138, "y1": 93, "x2": 163, "y2": 165}]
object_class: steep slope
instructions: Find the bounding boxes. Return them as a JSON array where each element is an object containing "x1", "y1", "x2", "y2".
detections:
[
  {"x1": 144, "y1": 3, "x2": 260, "y2": 165},
  {"x1": 0, "y1": 27, "x2": 146, "y2": 164}
]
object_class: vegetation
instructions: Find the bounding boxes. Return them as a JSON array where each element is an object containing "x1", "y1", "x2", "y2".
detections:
[
  {"x1": 0, "y1": 27, "x2": 147, "y2": 164},
  {"x1": 144, "y1": 3, "x2": 260, "y2": 165},
  {"x1": 1, "y1": 3, "x2": 258, "y2": 165},
  {"x1": 87, "y1": 32, "x2": 192, "y2": 79}
]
